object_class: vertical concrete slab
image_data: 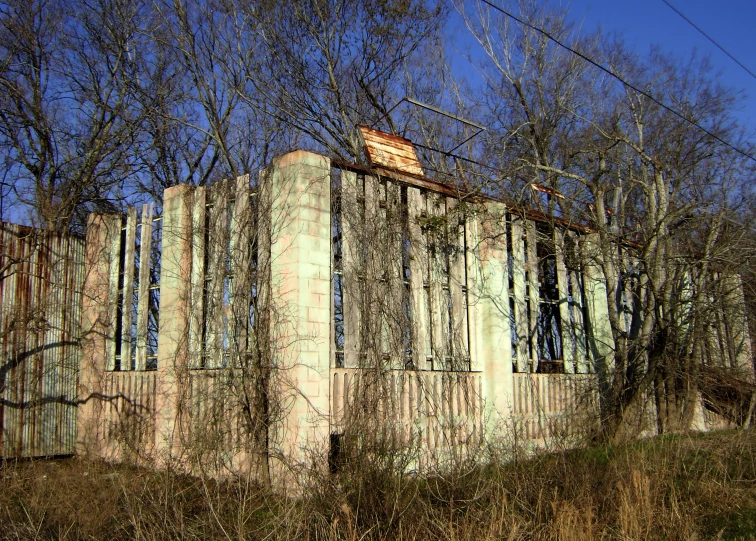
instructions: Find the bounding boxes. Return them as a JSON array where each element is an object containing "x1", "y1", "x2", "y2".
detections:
[
  {"x1": 475, "y1": 202, "x2": 513, "y2": 429},
  {"x1": 386, "y1": 181, "x2": 404, "y2": 367},
  {"x1": 155, "y1": 184, "x2": 194, "y2": 459},
  {"x1": 408, "y1": 187, "x2": 430, "y2": 370},
  {"x1": 364, "y1": 174, "x2": 383, "y2": 359},
  {"x1": 465, "y1": 205, "x2": 483, "y2": 375},
  {"x1": 230, "y1": 175, "x2": 252, "y2": 361},
  {"x1": 429, "y1": 193, "x2": 448, "y2": 369},
  {"x1": 582, "y1": 234, "x2": 615, "y2": 375},
  {"x1": 511, "y1": 217, "x2": 529, "y2": 372},
  {"x1": 136, "y1": 204, "x2": 154, "y2": 372},
  {"x1": 206, "y1": 185, "x2": 229, "y2": 368},
  {"x1": 188, "y1": 187, "x2": 206, "y2": 369},
  {"x1": 555, "y1": 229, "x2": 575, "y2": 374},
  {"x1": 105, "y1": 216, "x2": 122, "y2": 371},
  {"x1": 567, "y1": 232, "x2": 589, "y2": 373},
  {"x1": 447, "y1": 197, "x2": 469, "y2": 368},
  {"x1": 266, "y1": 150, "x2": 331, "y2": 480},
  {"x1": 77, "y1": 213, "x2": 121, "y2": 455},
  {"x1": 120, "y1": 207, "x2": 138, "y2": 368},
  {"x1": 341, "y1": 171, "x2": 361, "y2": 368},
  {"x1": 722, "y1": 274, "x2": 754, "y2": 373},
  {"x1": 526, "y1": 220, "x2": 539, "y2": 372}
]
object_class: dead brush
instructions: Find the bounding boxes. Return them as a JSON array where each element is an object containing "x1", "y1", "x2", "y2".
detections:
[{"x1": 2, "y1": 429, "x2": 756, "y2": 540}]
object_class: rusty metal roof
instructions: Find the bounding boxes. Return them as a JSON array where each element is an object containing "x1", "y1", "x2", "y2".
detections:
[{"x1": 358, "y1": 126, "x2": 424, "y2": 177}]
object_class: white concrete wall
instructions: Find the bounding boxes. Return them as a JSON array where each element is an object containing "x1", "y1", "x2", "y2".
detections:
[{"x1": 80, "y1": 149, "x2": 756, "y2": 476}]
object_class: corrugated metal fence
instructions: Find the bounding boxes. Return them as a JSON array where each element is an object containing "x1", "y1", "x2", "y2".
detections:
[{"x1": 0, "y1": 223, "x2": 84, "y2": 457}]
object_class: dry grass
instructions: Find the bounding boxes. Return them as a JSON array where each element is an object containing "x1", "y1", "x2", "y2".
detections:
[{"x1": 2, "y1": 428, "x2": 756, "y2": 540}]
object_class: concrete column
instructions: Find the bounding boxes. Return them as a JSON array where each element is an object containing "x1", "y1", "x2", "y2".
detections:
[
  {"x1": 120, "y1": 208, "x2": 138, "y2": 367},
  {"x1": 525, "y1": 220, "x2": 539, "y2": 372},
  {"x1": 408, "y1": 187, "x2": 430, "y2": 370},
  {"x1": 465, "y1": 206, "x2": 484, "y2": 374},
  {"x1": 77, "y1": 213, "x2": 121, "y2": 455},
  {"x1": 428, "y1": 193, "x2": 448, "y2": 369},
  {"x1": 341, "y1": 171, "x2": 361, "y2": 368},
  {"x1": 155, "y1": 184, "x2": 195, "y2": 459},
  {"x1": 475, "y1": 202, "x2": 513, "y2": 430},
  {"x1": 447, "y1": 197, "x2": 469, "y2": 369},
  {"x1": 364, "y1": 174, "x2": 383, "y2": 360},
  {"x1": 188, "y1": 187, "x2": 207, "y2": 369},
  {"x1": 582, "y1": 234, "x2": 615, "y2": 374},
  {"x1": 265, "y1": 150, "x2": 331, "y2": 480},
  {"x1": 386, "y1": 181, "x2": 404, "y2": 367},
  {"x1": 722, "y1": 274, "x2": 754, "y2": 373},
  {"x1": 135, "y1": 204, "x2": 154, "y2": 372},
  {"x1": 567, "y1": 232, "x2": 589, "y2": 373},
  {"x1": 511, "y1": 217, "x2": 529, "y2": 372},
  {"x1": 555, "y1": 229, "x2": 575, "y2": 374}
]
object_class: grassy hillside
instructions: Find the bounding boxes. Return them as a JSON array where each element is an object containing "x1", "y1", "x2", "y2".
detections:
[{"x1": 2, "y1": 429, "x2": 756, "y2": 540}]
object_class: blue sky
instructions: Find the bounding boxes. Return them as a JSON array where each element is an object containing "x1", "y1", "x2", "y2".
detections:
[
  {"x1": 552, "y1": 0, "x2": 756, "y2": 126},
  {"x1": 449, "y1": 1, "x2": 756, "y2": 129}
]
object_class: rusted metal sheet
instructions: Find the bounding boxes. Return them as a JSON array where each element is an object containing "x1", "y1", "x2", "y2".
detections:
[
  {"x1": 359, "y1": 126, "x2": 424, "y2": 177},
  {"x1": 0, "y1": 222, "x2": 84, "y2": 457}
]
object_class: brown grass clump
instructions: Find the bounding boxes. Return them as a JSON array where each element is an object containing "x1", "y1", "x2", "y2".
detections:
[{"x1": 2, "y1": 428, "x2": 756, "y2": 540}]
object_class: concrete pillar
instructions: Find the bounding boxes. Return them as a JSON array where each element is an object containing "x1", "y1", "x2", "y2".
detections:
[
  {"x1": 77, "y1": 213, "x2": 121, "y2": 455},
  {"x1": 407, "y1": 187, "x2": 433, "y2": 370},
  {"x1": 447, "y1": 198, "x2": 469, "y2": 369},
  {"x1": 155, "y1": 185, "x2": 195, "y2": 459},
  {"x1": 567, "y1": 232, "x2": 589, "y2": 373},
  {"x1": 465, "y1": 206, "x2": 484, "y2": 375},
  {"x1": 582, "y1": 234, "x2": 615, "y2": 374},
  {"x1": 341, "y1": 171, "x2": 362, "y2": 369},
  {"x1": 722, "y1": 274, "x2": 754, "y2": 373},
  {"x1": 525, "y1": 220, "x2": 539, "y2": 372},
  {"x1": 265, "y1": 150, "x2": 331, "y2": 481},
  {"x1": 555, "y1": 229, "x2": 575, "y2": 374},
  {"x1": 511, "y1": 217, "x2": 529, "y2": 372},
  {"x1": 474, "y1": 202, "x2": 513, "y2": 430},
  {"x1": 188, "y1": 187, "x2": 207, "y2": 369},
  {"x1": 408, "y1": 187, "x2": 430, "y2": 370}
]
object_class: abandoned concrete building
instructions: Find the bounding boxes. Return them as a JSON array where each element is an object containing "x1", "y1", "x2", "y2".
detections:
[{"x1": 0, "y1": 128, "x2": 752, "y2": 482}]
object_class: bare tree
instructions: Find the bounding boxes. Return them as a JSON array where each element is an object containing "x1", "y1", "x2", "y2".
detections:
[
  {"x1": 458, "y1": 0, "x2": 756, "y2": 440},
  {"x1": 0, "y1": 0, "x2": 158, "y2": 231},
  {"x1": 237, "y1": 0, "x2": 448, "y2": 162}
]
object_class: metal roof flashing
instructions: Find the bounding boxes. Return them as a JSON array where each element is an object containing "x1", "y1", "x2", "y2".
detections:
[{"x1": 358, "y1": 126, "x2": 424, "y2": 177}]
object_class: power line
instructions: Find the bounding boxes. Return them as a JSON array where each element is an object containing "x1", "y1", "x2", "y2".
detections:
[
  {"x1": 662, "y1": 0, "x2": 756, "y2": 82},
  {"x1": 478, "y1": 0, "x2": 756, "y2": 164}
]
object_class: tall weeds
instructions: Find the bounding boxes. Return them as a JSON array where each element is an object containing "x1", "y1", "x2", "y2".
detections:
[{"x1": 2, "y1": 429, "x2": 756, "y2": 540}]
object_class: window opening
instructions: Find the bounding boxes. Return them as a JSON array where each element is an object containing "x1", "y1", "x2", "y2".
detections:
[
  {"x1": 109, "y1": 211, "x2": 162, "y2": 372},
  {"x1": 201, "y1": 206, "x2": 212, "y2": 368},
  {"x1": 507, "y1": 216, "x2": 518, "y2": 370},
  {"x1": 332, "y1": 170, "x2": 345, "y2": 368},
  {"x1": 564, "y1": 233, "x2": 588, "y2": 369},
  {"x1": 536, "y1": 223, "x2": 563, "y2": 372},
  {"x1": 113, "y1": 219, "x2": 127, "y2": 370},
  {"x1": 400, "y1": 186, "x2": 413, "y2": 368},
  {"x1": 147, "y1": 214, "x2": 161, "y2": 369}
]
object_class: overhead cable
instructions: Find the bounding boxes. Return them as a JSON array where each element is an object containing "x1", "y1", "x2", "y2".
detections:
[
  {"x1": 662, "y1": 0, "x2": 756, "y2": 82},
  {"x1": 478, "y1": 0, "x2": 756, "y2": 164}
]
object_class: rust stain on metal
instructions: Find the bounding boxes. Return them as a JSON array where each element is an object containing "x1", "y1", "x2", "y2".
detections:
[
  {"x1": 359, "y1": 126, "x2": 424, "y2": 177},
  {"x1": 530, "y1": 183, "x2": 565, "y2": 199},
  {"x1": 0, "y1": 223, "x2": 84, "y2": 458}
]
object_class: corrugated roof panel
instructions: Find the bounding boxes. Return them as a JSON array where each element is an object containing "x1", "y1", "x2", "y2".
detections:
[{"x1": 359, "y1": 126, "x2": 424, "y2": 177}]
